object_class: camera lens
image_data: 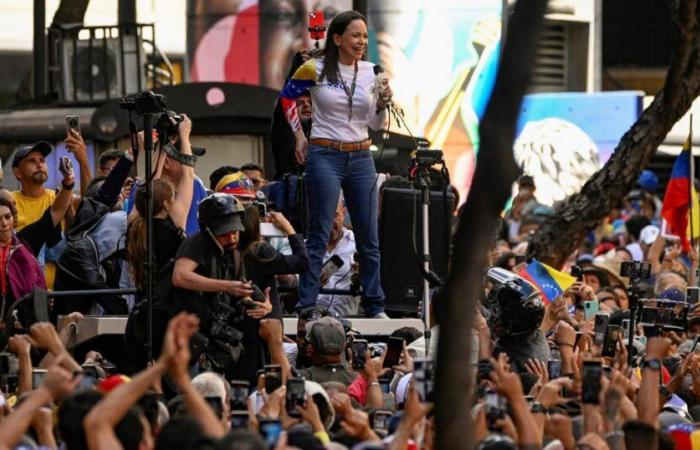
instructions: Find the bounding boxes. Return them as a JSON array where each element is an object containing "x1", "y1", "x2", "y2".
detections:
[{"x1": 69, "y1": 118, "x2": 78, "y2": 128}]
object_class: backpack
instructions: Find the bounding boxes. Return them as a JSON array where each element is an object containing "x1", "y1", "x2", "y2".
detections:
[{"x1": 54, "y1": 200, "x2": 127, "y2": 316}]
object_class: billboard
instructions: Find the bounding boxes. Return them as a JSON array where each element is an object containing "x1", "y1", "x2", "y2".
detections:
[{"x1": 187, "y1": 0, "x2": 503, "y2": 199}]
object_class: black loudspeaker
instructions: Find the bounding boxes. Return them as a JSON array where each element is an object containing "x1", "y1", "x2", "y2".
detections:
[{"x1": 379, "y1": 187, "x2": 454, "y2": 314}]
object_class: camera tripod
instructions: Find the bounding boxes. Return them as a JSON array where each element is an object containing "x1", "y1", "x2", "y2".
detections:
[{"x1": 410, "y1": 160, "x2": 448, "y2": 353}]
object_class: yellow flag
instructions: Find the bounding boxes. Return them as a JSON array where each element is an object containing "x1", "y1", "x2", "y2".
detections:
[{"x1": 688, "y1": 186, "x2": 700, "y2": 239}]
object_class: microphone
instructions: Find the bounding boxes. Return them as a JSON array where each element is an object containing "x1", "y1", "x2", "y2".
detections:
[{"x1": 372, "y1": 65, "x2": 392, "y2": 109}]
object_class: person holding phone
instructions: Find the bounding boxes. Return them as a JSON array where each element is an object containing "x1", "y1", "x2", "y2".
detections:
[
  {"x1": 237, "y1": 205, "x2": 309, "y2": 320},
  {"x1": 280, "y1": 10, "x2": 392, "y2": 318}
]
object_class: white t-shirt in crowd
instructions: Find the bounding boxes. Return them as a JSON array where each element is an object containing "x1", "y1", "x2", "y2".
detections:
[{"x1": 316, "y1": 228, "x2": 358, "y2": 317}]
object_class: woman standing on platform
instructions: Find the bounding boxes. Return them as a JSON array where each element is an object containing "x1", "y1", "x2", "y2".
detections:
[{"x1": 279, "y1": 10, "x2": 392, "y2": 318}]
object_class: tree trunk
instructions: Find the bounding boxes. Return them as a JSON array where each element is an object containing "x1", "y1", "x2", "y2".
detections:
[
  {"x1": 528, "y1": 1, "x2": 700, "y2": 268},
  {"x1": 434, "y1": 1, "x2": 550, "y2": 449},
  {"x1": 15, "y1": 0, "x2": 91, "y2": 103}
]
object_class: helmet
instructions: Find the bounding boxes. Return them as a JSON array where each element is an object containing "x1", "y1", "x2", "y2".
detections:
[
  {"x1": 483, "y1": 267, "x2": 544, "y2": 337},
  {"x1": 198, "y1": 193, "x2": 245, "y2": 235},
  {"x1": 215, "y1": 171, "x2": 256, "y2": 199}
]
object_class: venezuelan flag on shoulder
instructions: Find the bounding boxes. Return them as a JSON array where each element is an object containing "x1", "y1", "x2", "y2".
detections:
[
  {"x1": 279, "y1": 59, "x2": 317, "y2": 132},
  {"x1": 518, "y1": 260, "x2": 576, "y2": 304}
]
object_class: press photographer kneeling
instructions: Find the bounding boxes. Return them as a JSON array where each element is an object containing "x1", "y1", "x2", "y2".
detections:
[{"x1": 171, "y1": 194, "x2": 272, "y2": 384}]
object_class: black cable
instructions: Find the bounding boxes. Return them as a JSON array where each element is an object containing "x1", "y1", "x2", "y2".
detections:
[{"x1": 324, "y1": 260, "x2": 355, "y2": 315}]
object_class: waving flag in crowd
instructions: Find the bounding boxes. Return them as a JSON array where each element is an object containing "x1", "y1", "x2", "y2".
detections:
[
  {"x1": 662, "y1": 121, "x2": 700, "y2": 251},
  {"x1": 518, "y1": 260, "x2": 576, "y2": 304}
]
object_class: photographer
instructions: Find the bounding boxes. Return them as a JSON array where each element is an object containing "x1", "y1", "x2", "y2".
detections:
[
  {"x1": 122, "y1": 93, "x2": 208, "y2": 236},
  {"x1": 126, "y1": 114, "x2": 194, "y2": 292},
  {"x1": 171, "y1": 193, "x2": 272, "y2": 383}
]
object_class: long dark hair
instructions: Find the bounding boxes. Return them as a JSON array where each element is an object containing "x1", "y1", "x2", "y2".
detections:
[
  {"x1": 239, "y1": 205, "x2": 276, "y2": 264},
  {"x1": 127, "y1": 179, "x2": 174, "y2": 289},
  {"x1": 319, "y1": 10, "x2": 367, "y2": 85}
]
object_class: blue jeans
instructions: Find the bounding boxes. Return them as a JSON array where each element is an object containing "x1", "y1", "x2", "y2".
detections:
[{"x1": 298, "y1": 145, "x2": 385, "y2": 316}]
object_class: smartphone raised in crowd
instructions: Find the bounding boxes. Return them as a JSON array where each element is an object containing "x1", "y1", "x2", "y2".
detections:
[
  {"x1": 230, "y1": 411, "x2": 249, "y2": 429},
  {"x1": 285, "y1": 378, "x2": 306, "y2": 418},
  {"x1": 413, "y1": 358, "x2": 435, "y2": 403},
  {"x1": 584, "y1": 301, "x2": 600, "y2": 321},
  {"x1": 593, "y1": 313, "x2": 610, "y2": 346},
  {"x1": 601, "y1": 325, "x2": 620, "y2": 358},
  {"x1": 31, "y1": 369, "x2": 47, "y2": 390},
  {"x1": 372, "y1": 410, "x2": 393, "y2": 433},
  {"x1": 230, "y1": 380, "x2": 249, "y2": 411},
  {"x1": 547, "y1": 359, "x2": 562, "y2": 379},
  {"x1": 622, "y1": 319, "x2": 631, "y2": 341},
  {"x1": 351, "y1": 339, "x2": 369, "y2": 370},
  {"x1": 382, "y1": 336, "x2": 404, "y2": 369},
  {"x1": 65, "y1": 115, "x2": 80, "y2": 134},
  {"x1": 308, "y1": 11, "x2": 325, "y2": 40},
  {"x1": 204, "y1": 396, "x2": 224, "y2": 419},
  {"x1": 582, "y1": 360, "x2": 602, "y2": 404},
  {"x1": 259, "y1": 419, "x2": 283, "y2": 447},
  {"x1": 485, "y1": 390, "x2": 506, "y2": 431},
  {"x1": 264, "y1": 365, "x2": 282, "y2": 394}
]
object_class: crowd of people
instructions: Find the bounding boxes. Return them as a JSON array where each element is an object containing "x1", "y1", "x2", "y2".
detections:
[{"x1": 1, "y1": 7, "x2": 699, "y2": 450}]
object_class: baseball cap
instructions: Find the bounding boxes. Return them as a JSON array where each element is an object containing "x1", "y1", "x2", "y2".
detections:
[
  {"x1": 638, "y1": 170, "x2": 659, "y2": 192},
  {"x1": 215, "y1": 172, "x2": 256, "y2": 199},
  {"x1": 207, "y1": 213, "x2": 244, "y2": 235},
  {"x1": 305, "y1": 317, "x2": 346, "y2": 356},
  {"x1": 12, "y1": 141, "x2": 52, "y2": 168},
  {"x1": 640, "y1": 225, "x2": 660, "y2": 245}
]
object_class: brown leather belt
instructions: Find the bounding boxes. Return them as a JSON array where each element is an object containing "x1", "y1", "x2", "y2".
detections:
[{"x1": 309, "y1": 138, "x2": 371, "y2": 152}]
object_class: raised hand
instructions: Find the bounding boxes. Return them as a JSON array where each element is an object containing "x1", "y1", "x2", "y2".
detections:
[
  {"x1": 489, "y1": 353, "x2": 524, "y2": 400},
  {"x1": 8, "y1": 335, "x2": 32, "y2": 356},
  {"x1": 65, "y1": 129, "x2": 88, "y2": 164},
  {"x1": 40, "y1": 354, "x2": 81, "y2": 400},
  {"x1": 30, "y1": 323, "x2": 65, "y2": 355}
]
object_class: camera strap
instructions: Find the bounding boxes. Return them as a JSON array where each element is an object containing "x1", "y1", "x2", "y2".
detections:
[{"x1": 128, "y1": 113, "x2": 139, "y2": 177}]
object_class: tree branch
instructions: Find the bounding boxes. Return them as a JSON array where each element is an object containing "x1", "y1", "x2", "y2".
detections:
[
  {"x1": 528, "y1": 3, "x2": 700, "y2": 268},
  {"x1": 435, "y1": 1, "x2": 550, "y2": 449},
  {"x1": 663, "y1": 0, "x2": 698, "y2": 109}
]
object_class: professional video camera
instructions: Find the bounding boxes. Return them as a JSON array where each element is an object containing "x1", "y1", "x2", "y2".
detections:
[
  {"x1": 119, "y1": 89, "x2": 167, "y2": 114},
  {"x1": 119, "y1": 90, "x2": 184, "y2": 143},
  {"x1": 201, "y1": 285, "x2": 266, "y2": 371},
  {"x1": 410, "y1": 148, "x2": 444, "y2": 170}
]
